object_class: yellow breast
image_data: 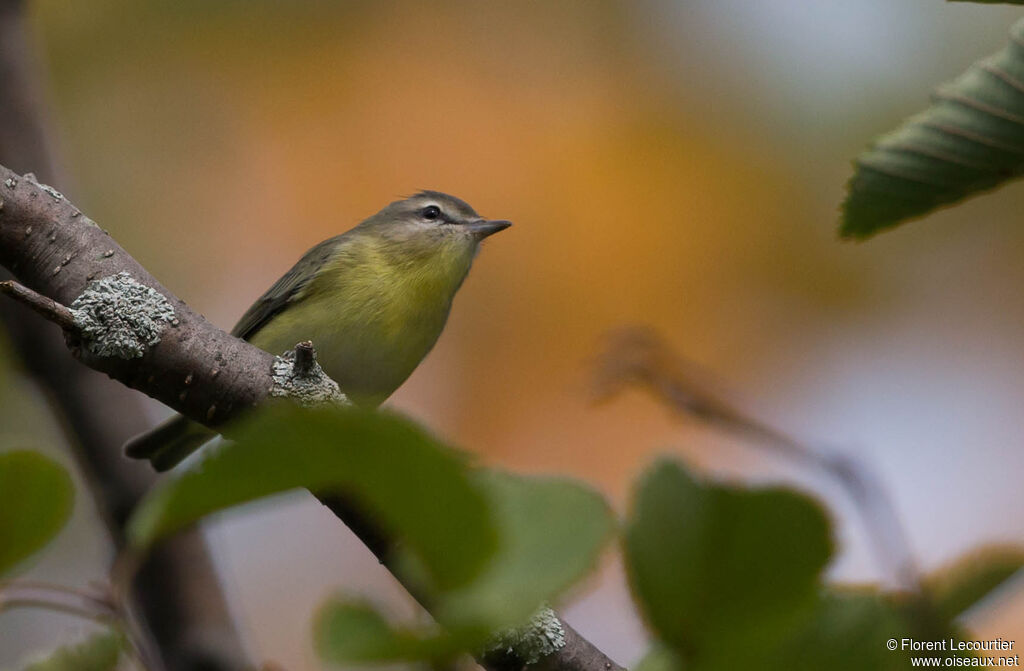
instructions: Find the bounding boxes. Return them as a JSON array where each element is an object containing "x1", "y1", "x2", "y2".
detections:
[{"x1": 248, "y1": 234, "x2": 476, "y2": 406}]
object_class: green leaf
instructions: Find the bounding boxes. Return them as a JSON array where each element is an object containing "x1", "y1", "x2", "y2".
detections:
[
  {"x1": 314, "y1": 471, "x2": 613, "y2": 666},
  {"x1": 314, "y1": 600, "x2": 456, "y2": 664},
  {"x1": 842, "y1": 17, "x2": 1024, "y2": 238},
  {"x1": 20, "y1": 629, "x2": 125, "y2": 671},
  {"x1": 127, "y1": 404, "x2": 496, "y2": 591},
  {"x1": 0, "y1": 450, "x2": 74, "y2": 577},
  {"x1": 718, "y1": 589, "x2": 921, "y2": 671},
  {"x1": 624, "y1": 459, "x2": 832, "y2": 658},
  {"x1": 435, "y1": 470, "x2": 614, "y2": 636},
  {"x1": 681, "y1": 586, "x2": 973, "y2": 671},
  {"x1": 925, "y1": 545, "x2": 1024, "y2": 620},
  {"x1": 634, "y1": 645, "x2": 684, "y2": 671}
]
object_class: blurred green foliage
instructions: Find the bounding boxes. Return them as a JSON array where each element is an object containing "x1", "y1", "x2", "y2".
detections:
[
  {"x1": 18, "y1": 630, "x2": 125, "y2": 671},
  {"x1": 314, "y1": 601, "x2": 455, "y2": 664},
  {"x1": 736, "y1": 589, "x2": 931, "y2": 671},
  {"x1": 128, "y1": 404, "x2": 497, "y2": 592},
  {"x1": 127, "y1": 403, "x2": 613, "y2": 665},
  {"x1": 119, "y1": 402, "x2": 1024, "y2": 668},
  {"x1": 625, "y1": 459, "x2": 832, "y2": 661},
  {"x1": 843, "y1": 17, "x2": 1024, "y2": 238},
  {"x1": 926, "y1": 546, "x2": 1024, "y2": 620},
  {"x1": 434, "y1": 469, "x2": 612, "y2": 634},
  {"x1": 622, "y1": 460, "x2": 1019, "y2": 670},
  {"x1": 317, "y1": 468, "x2": 612, "y2": 664},
  {"x1": 633, "y1": 644, "x2": 684, "y2": 671},
  {"x1": 0, "y1": 451, "x2": 73, "y2": 577}
]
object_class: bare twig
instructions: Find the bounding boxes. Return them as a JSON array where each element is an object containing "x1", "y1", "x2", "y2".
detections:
[
  {"x1": 0, "y1": 585, "x2": 159, "y2": 670},
  {"x1": 0, "y1": 579, "x2": 113, "y2": 611},
  {"x1": 0, "y1": 279, "x2": 77, "y2": 330},
  {"x1": 594, "y1": 326, "x2": 922, "y2": 593},
  {"x1": 0, "y1": 160, "x2": 623, "y2": 671},
  {"x1": 0, "y1": 596, "x2": 117, "y2": 624}
]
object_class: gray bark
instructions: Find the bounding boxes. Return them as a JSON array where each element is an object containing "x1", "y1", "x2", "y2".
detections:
[{"x1": 0, "y1": 2, "x2": 249, "y2": 668}]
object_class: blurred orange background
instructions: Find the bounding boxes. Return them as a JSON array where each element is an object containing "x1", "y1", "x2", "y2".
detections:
[{"x1": 3, "y1": 1, "x2": 1024, "y2": 668}]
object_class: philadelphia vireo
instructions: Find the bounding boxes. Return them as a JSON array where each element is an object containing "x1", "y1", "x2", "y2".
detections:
[{"x1": 125, "y1": 191, "x2": 511, "y2": 470}]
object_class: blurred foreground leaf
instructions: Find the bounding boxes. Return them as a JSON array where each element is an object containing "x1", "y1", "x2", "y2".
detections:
[
  {"x1": 20, "y1": 629, "x2": 125, "y2": 671},
  {"x1": 636, "y1": 586, "x2": 969, "y2": 671},
  {"x1": 314, "y1": 601, "x2": 454, "y2": 664},
  {"x1": 316, "y1": 469, "x2": 613, "y2": 664},
  {"x1": 0, "y1": 450, "x2": 74, "y2": 577},
  {"x1": 128, "y1": 405, "x2": 496, "y2": 591},
  {"x1": 625, "y1": 459, "x2": 832, "y2": 658},
  {"x1": 623, "y1": 459, "x2": 982, "y2": 670},
  {"x1": 925, "y1": 545, "x2": 1024, "y2": 619},
  {"x1": 719, "y1": 589, "x2": 927, "y2": 671},
  {"x1": 755, "y1": 590, "x2": 917, "y2": 671},
  {"x1": 842, "y1": 18, "x2": 1024, "y2": 238},
  {"x1": 634, "y1": 645, "x2": 684, "y2": 671},
  {"x1": 436, "y1": 470, "x2": 613, "y2": 633}
]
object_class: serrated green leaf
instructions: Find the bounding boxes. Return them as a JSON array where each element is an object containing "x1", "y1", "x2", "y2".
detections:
[
  {"x1": 20, "y1": 629, "x2": 125, "y2": 671},
  {"x1": 0, "y1": 450, "x2": 74, "y2": 577},
  {"x1": 314, "y1": 600, "x2": 456, "y2": 664},
  {"x1": 435, "y1": 469, "x2": 614, "y2": 636},
  {"x1": 925, "y1": 545, "x2": 1024, "y2": 619},
  {"x1": 625, "y1": 459, "x2": 832, "y2": 658},
  {"x1": 127, "y1": 404, "x2": 496, "y2": 591},
  {"x1": 842, "y1": 17, "x2": 1024, "y2": 238}
]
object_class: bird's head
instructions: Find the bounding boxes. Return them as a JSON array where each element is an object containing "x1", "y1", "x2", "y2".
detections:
[{"x1": 361, "y1": 191, "x2": 512, "y2": 250}]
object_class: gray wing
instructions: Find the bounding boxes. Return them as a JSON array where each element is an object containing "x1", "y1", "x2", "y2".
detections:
[{"x1": 231, "y1": 235, "x2": 344, "y2": 340}]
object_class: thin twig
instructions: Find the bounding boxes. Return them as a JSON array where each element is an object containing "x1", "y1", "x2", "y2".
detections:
[
  {"x1": 0, "y1": 579, "x2": 163, "y2": 669},
  {"x1": 0, "y1": 584, "x2": 119, "y2": 619},
  {"x1": 593, "y1": 326, "x2": 922, "y2": 593},
  {"x1": 0, "y1": 279, "x2": 77, "y2": 331},
  {"x1": 0, "y1": 579, "x2": 113, "y2": 610},
  {"x1": 0, "y1": 596, "x2": 118, "y2": 623}
]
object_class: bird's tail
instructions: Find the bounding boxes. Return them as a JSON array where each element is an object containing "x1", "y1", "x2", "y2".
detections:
[{"x1": 124, "y1": 414, "x2": 216, "y2": 472}]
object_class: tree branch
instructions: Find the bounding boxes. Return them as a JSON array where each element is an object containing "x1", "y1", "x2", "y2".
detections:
[
  {"x1": 0, "y1": 171, "x2": 275, "y2": 427},
  {"x1": 0, "y1": 2, "x2": 249, "y2": 668},
  {"x1": 0, "y1": 162, "x2": 624, "y2": 671}
]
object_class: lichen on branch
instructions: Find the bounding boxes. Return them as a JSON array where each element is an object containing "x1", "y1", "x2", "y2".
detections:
[
  {"x1": 486, "y1": 606, "x2": 567, "y2": 666},
  {"x1": 70, "y1": 272, "x2": 177, "y2": 359},
  {"x1": 0, "y1": 163, "x2": 276, "y2": 428}
]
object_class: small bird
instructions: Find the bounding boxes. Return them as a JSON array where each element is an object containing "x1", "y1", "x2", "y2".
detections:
[{"x1": 125, "y1": 191, "x2": 511, "y2": 470}]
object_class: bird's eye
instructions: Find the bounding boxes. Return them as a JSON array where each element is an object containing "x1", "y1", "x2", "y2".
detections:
[{"x1": 421, "y1": 205, "x2": 441, "y2": 221}]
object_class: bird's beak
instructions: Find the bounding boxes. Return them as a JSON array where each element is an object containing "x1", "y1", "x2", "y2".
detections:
[{"x1": 468, "y1": 219, "x2": 512, "y2": 240}]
